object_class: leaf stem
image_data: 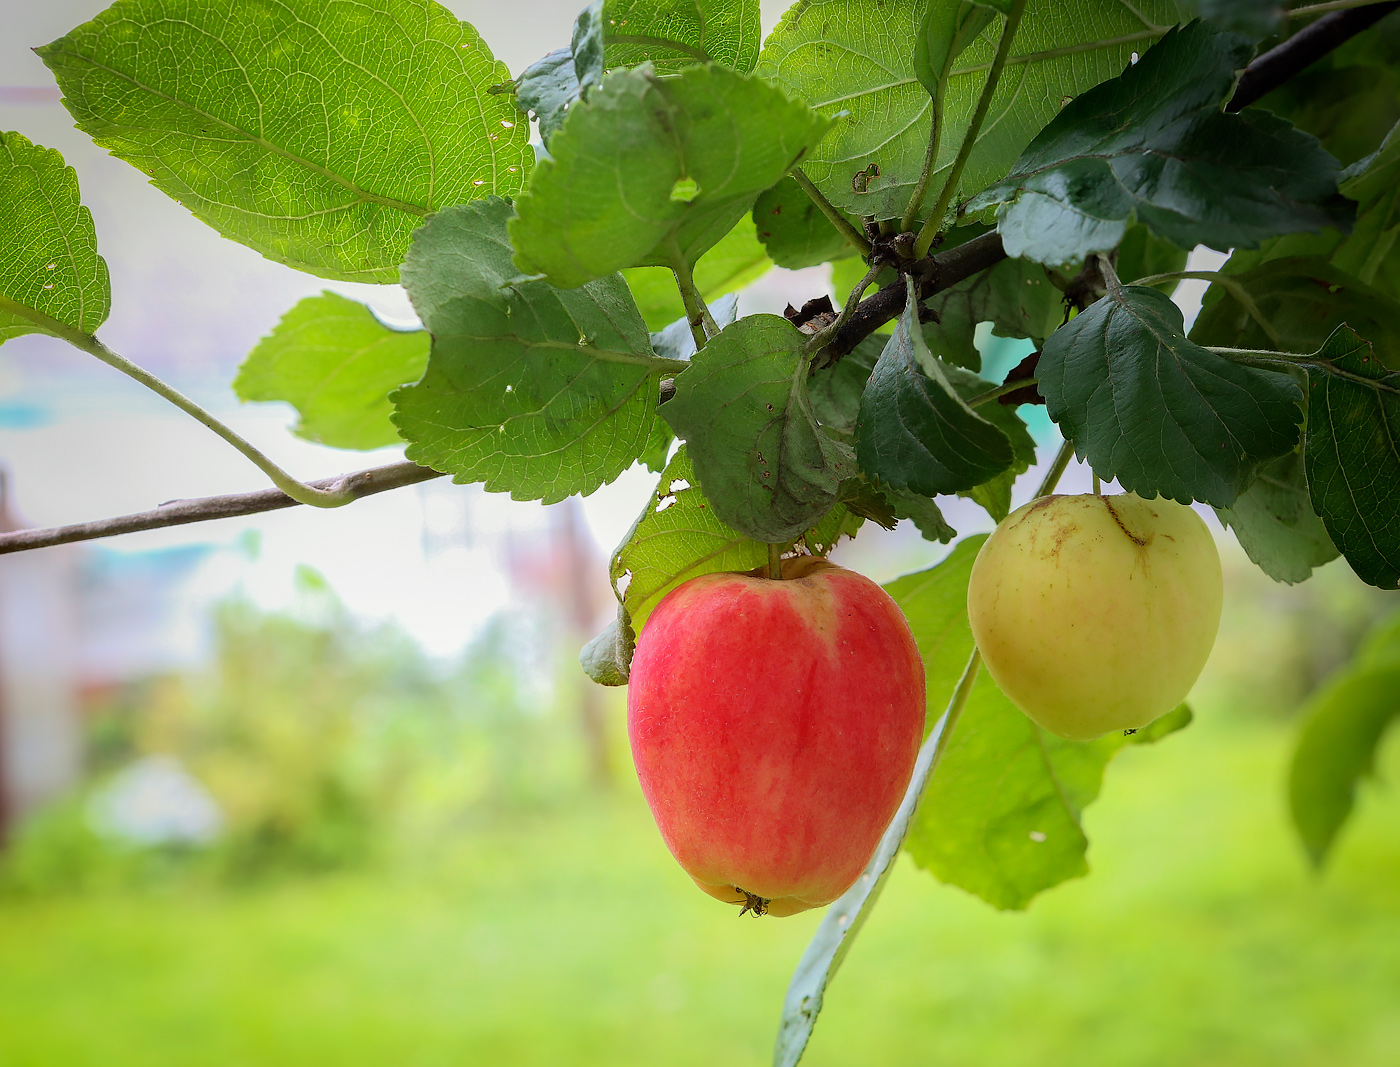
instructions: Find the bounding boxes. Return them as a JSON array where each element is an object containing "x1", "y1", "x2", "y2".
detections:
[
  {"x1": 0, "y1": 295, "x2": 363, "y2": 508},
  {"x1": 1289, "y1": 0, "x2": 1394, "y2": 16},
  {"x1": 1095, "y1": 252, "x2": 1124, "y2": 300},
  {"x1": 768, "y1": 542, "x2": 783, "y2": 580},
  {"x1": 664, "y1": 235, "x2": 718, "y2": 350},
  {"x1": 967, "y1": 376, "x2": 1037, "y2": 407},
  {"x1": 1128, "y1": 270, "x2": 1282, "y2": 347},
  {"x1": 1034, "y1": 439, "x2": 1076, "y2": 499},
  {"x1": 804, "y1": 261, "x2": 885, "y2": 355},
  {"x1": 790, "y1": 170, "x2": 874, "y2": 257},
  {"x1": 900, "y1": 89, "x2": 945, "y2": 233},
  {"x1": 914, "y1": 0, "x2": 1029, "y2": 258}
]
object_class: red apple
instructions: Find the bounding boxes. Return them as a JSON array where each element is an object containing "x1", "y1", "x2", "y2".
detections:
[{"x1": 627, "y1": 556, "x2": 925, "y2": 916}]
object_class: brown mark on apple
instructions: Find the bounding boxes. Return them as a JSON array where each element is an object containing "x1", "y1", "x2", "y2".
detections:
[{"x1": 1102, "y1": 497, "x2": 1150, "y2": 547}]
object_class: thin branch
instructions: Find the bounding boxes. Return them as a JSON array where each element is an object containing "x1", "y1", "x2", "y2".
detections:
[
  {"x1": 0, "y1": 295, "x2": 368, "y2": 509},
  {"x1": 967, "y1": 376, "x2": 1038, "y2": 407},
  {"x1": 0, "y1": 461, "x2": 444, "y2": 556},
  {"x1": 1229, "y1": 2, "x2": 1400, "y2": 111}
]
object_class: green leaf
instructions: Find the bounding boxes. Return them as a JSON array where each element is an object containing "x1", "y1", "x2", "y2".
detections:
[
  {"x1": 580, "y1": 603, "x2": 637, "y2": 686},
  {"x1": 1303, "y1": 325, "x2": 1400, "y2": 589},
  {"x1": 968, "y1": 22, "x2": 1355, "y2": 268},
  {"x1": 1215, "y1": 449, "x2": 1338, "y2": 585},
  {"x1": 600, "y1": 0, "x2": 761, "y2": 75},
  {"x1": 514, "y1": 48, "x2": 579, "y2": 146},
  {"x1": 1289, "y1": 664, "x2": 1400, "y2": 867},
  {"x1": 1336, "y1": 122, "x2": 1400, "y2": 295},
  {"x1": 662, "y1": 315, "x2": 854, "y2": 542},
  {"x1": 1115, "y1": 222, "x2": 1189, "y2": 294},
  {"x1": 38, "y1": 0, "x2": 530, "y2": 283},
  {"x1": 1039, "y1": 284, "x2": 1302, "y2": 507},
  {"x1": 1191, "y1": 256, "x2": 1400, "y2": 370},
  {"x1": 855, "y1": 278, "x2": 1014, "y2": 497},
  {"x1": 0, "y1": 131, "x2": 109, "y2": 344},
  {"x1": 392, "y1": 198, "x2": 674, "y2": 503},
  {"x1": 509, "y1": 64, "x2": 829, "y2": 288},
  {"x1": 1128, "y1": 703, "x2": 1193, "y2": 744},
  {"x1": 235, "y1": 293, "x2": 428, "y2": 451},
  {"x1": 1258, "y1": 62, "x2": 1400, "y2": 170},
  {"x1": 943, "y1": 361, "x2": 1036, "y2": 521},
  {"x1": 611, "y1": 445, "x2": 769, "y2": 631},
  {"x1": 751, "y1": 176, "x2": 857, "y2": 270},
  {"x1": 755, "y1": 0, "x2": 1183, "y2": 223},
  {"x1": 923, "y1": 252, "x2": 1063, "y2": 369},
  {"x1": 888, "y1": 489, "x2": 958, "y2": 542},
  {"x1": 623, "y1": 216, "x2": 770, "y2": 331},
  {"x1": 914, "y1": 1, "x2": 998, "y2": 98}
]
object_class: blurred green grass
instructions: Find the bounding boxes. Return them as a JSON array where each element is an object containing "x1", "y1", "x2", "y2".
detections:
[{"x1": 1, "y1": 697, "x2": 1397, "y2": 1066}]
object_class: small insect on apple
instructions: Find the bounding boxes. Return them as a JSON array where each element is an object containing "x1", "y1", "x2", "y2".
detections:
[
  {"x1": 627, "y1": 557, "x2": 926, "y2": 916},
  {"x1": 967, "y1": 492, "x2": 1223, "y2": 741}
]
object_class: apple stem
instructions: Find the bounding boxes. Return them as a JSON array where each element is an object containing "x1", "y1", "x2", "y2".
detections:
[
  {"x1": 1034, "y1": 440, "x2": 1075, "y2": 499},
  {"x1": 1093, "y1": 472, "x2": 1101, "y2": 495},
  {"x1": 768, "y1": 543, "x2": 783, "y2": 580}
]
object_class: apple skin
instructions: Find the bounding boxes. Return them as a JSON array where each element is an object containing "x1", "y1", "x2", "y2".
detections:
[
  {"x1": 967, "y1": 492, "x2": 1222, "y2": 741},
  {"x1": 627, "y1": 556, "x2": 925, "y2": 916}
]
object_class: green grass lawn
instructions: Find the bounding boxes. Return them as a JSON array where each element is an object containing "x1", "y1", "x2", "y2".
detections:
[{"x1": 1, "y1": 703, "x2": 1398, "y2": 1066}]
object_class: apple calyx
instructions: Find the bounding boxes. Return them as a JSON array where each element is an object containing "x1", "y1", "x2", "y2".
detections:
[{"x1": 737, "y1": 890, "x2": 770, "y2": 918}]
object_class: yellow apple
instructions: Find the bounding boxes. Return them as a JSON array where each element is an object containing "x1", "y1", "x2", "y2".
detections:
[{"x1": 967, "y1": 492, "x2": 1222, "y2": 740}]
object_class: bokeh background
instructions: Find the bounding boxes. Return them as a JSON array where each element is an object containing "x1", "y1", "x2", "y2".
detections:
[{"x1": 1, "y1": 1, "x2": 1398, "y2": 1064}]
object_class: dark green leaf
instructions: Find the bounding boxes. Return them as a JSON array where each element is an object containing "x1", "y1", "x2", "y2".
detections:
[
  {"x1": 1191, "y1": 255, "x2": 1400, "y2": 370},
  {"x1": 38, "y1": 0, "x2": 530, "y2": 283},
  {"x1": 235, "y1": 293, "x2": 428, "y2": 451},
  {"x1": 752, "y1": 176, "x2": 857, "y2": 270},
  {"x1": 855, "y1": 278, "x2": 1014, "y2": 497},
  {"x1": 571, "y1": 2, "x2": 607, "y2": 96},
  {"x1": 601, "y1": 0, "x2": 761, "y2": 75},
  {"x1": 1336, "y1": 123, "x2": 1400, "y2": 296},
  {"x1": 1258, "y1": 63, "x2": 1400, "y2": 169},
  {"x1": 510, "y1": 64, "x2": 829, "y2": 288},
  {"x1": 944, "y1": 362, "x2": 1036, "y2": 521},
  {"x1": 1215, "y1": 449, "x2": 1338, "y2": 585},
  {"x1": 888, "y1": 490, "x2": 958, "y2": 542},
  {"x1": 0, "y1": 132, "x2": 108, "y2": 344},
  {"x1": 1289, "y1": 664, "x2": 1400, "y2": 867},
  {"x1": 968, "y1": 22, "x2": 1354, "y2": 267},
  {"x1": 1304, "y1": 326, "x2": 1400, "y2": 589},
  {"x1": 623, "y1": 216, "x2": 770, "y2": 330},
  {"x1": 757, "y1": 0, "x2": 1185, "y2": 223},
  {"x1": 663, "y1": 315, "x2": 854, "y2": 542},
  {"x1": 1039, "y1": 284, "x2": 1302, "y2": 507},
  {"x1": 580, "y1": 603, "x2": 636, "y2": 686},
  {"x1": 611, "y1": 445, "x2": 769, "y2": 630},
  {"x1": 1115, "y1": 223, "x2": 1190, "y2": 294},
  {"x1": 392, "y1": 199, "x2": 674, "y2": 503},
  {"x1": 515, "y1": 48, "x2": 579, "y2": 146}
]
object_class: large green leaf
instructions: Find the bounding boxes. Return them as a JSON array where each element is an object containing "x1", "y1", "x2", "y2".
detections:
[
  {"x1": 1191, "y1": 256, "x2": 1400, "y2": 370},
  {"x1": 1039, "y1": 284, "x2": 1302, "y2": 507},
  {"x1": 1182, "y1": 0, "x2": 1281, "y2": 38},
  {"x1": 235, "y1": 292, "x2": 428, "y2": 451},
  {"x1": 0, "y1": 132, "x2": 109, "y2": 344},
  {"x1": 610, "y1": 445, "x2": 769, "y2": 631},
  {"x1": 622, "y1": 216, "x2": 770, "y2": 331},
  {"x1": 599, "y1": 0, "x2": 761, "y2": 75},
  {"x1": 509, "y1": 64, "x2": 829, "y2": 289},
  {"x1": 885, "y1": 537, "x2": 1191, "y2": 910},
  {"x1": 855, "y1": 278, "x2": 1014, "y2": 496},
  {"x1": 1215, "y1": 449, "x2": 1337, "y2": 585},
  {"x1": 968, "y1": 22, "x2": 1354, "y2": 268},
  {"x1": 1289, "y1": 661, "x2": 1400, "y2": 867},
  {"x1": 755, "y1": 0, "x2": 1182, "y2": 223},
  {"x1": 38, "y1": 0, "x2": 530, "y2": 283},
  {"x1": 392, "y1": 199, "x2": 676, "y2": 503},
  {"x1": 1303, "y1": 326, "x2": 1400, "y2": 589},
  {"x1": 662, "y1": 315, "x2": 854, "y2": 542}
]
